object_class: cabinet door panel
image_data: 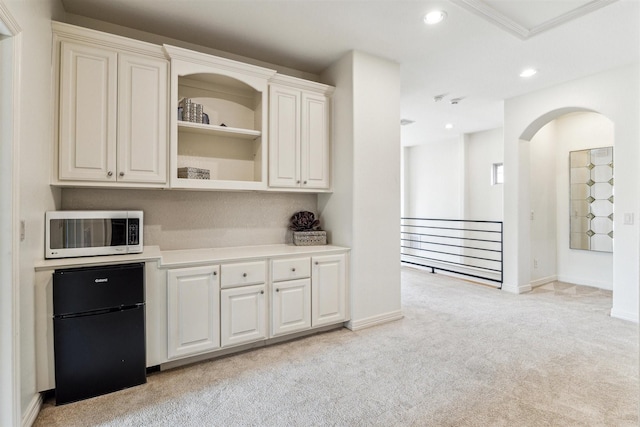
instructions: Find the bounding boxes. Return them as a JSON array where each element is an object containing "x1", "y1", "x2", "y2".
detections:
[
  {"x1": 272, "y1": 278, "x2": 311, "y2": 336},
  {"x1": 301, "y1": 93, "x2": 330, "y2": 189},
  {"x1": 118, "y1": 53, "x2": 168, "y2": 183},
  {"x1": 268, "y1": 85, "x2": 300, "y2": 187},
  {"x1": 167, "y1": 265, "x2": 220, "y2": 359},
  {"x1": 312, "y1": 254, "x2": 346, "y2": 327},
  {"x1": 221, "y1": 284, "x2": 266, "y2": 347},
  {"x1": 59, "y1": 41, "x2": 117, "y2": 181}
]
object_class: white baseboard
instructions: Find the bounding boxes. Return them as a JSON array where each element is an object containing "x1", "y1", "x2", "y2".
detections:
[
  {"x1": 22, "y1": 393, "x2": 42, "y2": 427},
  {"x1": 610, "y1": 307, "x2": 639, "y2": 323},
  {"x1": 530, "y1": 275, "x2": 557, "y2": 288},
  {"x1": 556, "y1": 275, "x2": 612, "y2": 290},
  {"x1": 501, "y1": 282, "x2": 532, "y2": 294},
  {"x1": 346, "y1": 310, "x2": 404, "y2": 331}
]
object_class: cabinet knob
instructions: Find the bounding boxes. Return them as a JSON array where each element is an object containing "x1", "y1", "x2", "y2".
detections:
[
  {"x1": 119, "y1": 171, "x2": 125, "y2": 177},
  {"x1": 315, "y1": 261, "x2": 319, "y2": 265},
  {"x1": 260, "y1": 290, "x2": 264, "y2": 294},
  {"x1": 243, "y1": 273, "x2": 247, "y2": 278},
  {"x1": 107, "y1": 171, "x2": 113, "y2": 177},
  {"x1": 296, "y1": 180, "x2": 301, "y2": 184},
  {"x1": 276, "y1": 288, "x2": 280, "y2": 292},
  {"x1": 291, "y1": 268, "x2": 296, "y2": 272},
  {"x1": 213, "y1": 271, "x2": 217, "y2": 276},
  {"x1": 303, "y1": 180, "x2": 307, "y2": 185}
]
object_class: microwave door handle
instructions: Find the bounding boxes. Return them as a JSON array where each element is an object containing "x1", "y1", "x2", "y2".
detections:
[{"x1": 105, "y1": 220, "x2": 112, "y2": 247}]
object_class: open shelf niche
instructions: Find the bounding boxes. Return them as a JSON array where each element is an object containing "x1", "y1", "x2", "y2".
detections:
[{"x1": 164, "y1": 45, "x2": 276, "y2": 191}]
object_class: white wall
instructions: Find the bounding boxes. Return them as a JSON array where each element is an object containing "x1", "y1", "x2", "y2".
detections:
[
  {"x1": 464, "y1": 128, "x2": 503, "y2": 221},
  {"x1": 320, "y1": 50, "x2": 402, "y2": 329},
  {"x1": 404, "y1": 138, "x2": 463, "y2": 219},
  {"x1": 62, "y1": 189, "x2": 317, "y2": 249},
  {"x1": 529, "y1": 121, "x2": 558, "y2": 285},
  {"x1": 554, "y1": 112, "x2": 614, "y2": 289},
  {"x1": 5, "y1": 0, "x2": 64, "y2": 422},
  {"x1": 504, "y1": 63, "x2": 639, "y2": 321},
  {"x1": 0, "y1": 7, "x2": 19, "y2": 425}
]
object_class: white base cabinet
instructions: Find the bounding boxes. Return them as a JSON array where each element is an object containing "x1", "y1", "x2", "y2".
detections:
[
  {"x1": 312, "y1": 254, "x2": 347, "y2": 327},
  {"x1": 272, "y1": 278, "x2": 311, "y2": 336},
  {"x1": 161, "y1": 246, "x2": 349, "y2": 365},
  {"x1": 167, "y1": 265, "x2": 220, "y2": 359},
  {"x1": 221, "y1": 284, "x2": 267, "y2": 347}
]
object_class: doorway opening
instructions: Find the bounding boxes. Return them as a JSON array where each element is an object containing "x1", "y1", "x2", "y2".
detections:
[{"x1": 524, "y1": 110, "x2": 614, "y2": 296}]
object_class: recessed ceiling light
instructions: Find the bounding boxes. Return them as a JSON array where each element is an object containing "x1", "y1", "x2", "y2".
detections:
[
  {"x1": 445, "y1": 123, "x2": 454, "y2": 129},
  {"x1": 424, "y1": 10, "x2": 447, "y2": 25},
  {"x1": 520, "y1": 68, "x2": 538, "y2": 78}
]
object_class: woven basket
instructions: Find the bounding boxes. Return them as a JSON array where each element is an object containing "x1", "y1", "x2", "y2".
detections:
[
  {"x1": 293, "y1": 231, "x2": 327, "y2": 246},
  {"x1": 178, "y1": 167, "x2": 210, "y2": 180}
]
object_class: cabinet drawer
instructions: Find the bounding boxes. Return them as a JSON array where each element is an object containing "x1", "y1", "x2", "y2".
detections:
[
  {"x1": 272, "y1": 257, "x2": 311, "y2": 282},
  {"x1": 221, "y1": 261, "x2": 266, "y2": 288}
]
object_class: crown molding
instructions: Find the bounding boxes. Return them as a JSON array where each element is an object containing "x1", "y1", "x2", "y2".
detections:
[
  {"x1": 452, "y1": 0, "x2": 618, "y2": 40},
  {"x1": 0, "y1": 1, "x2": 21, "y2": 36}
]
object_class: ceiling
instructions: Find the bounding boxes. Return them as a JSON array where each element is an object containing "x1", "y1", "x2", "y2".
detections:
[{"x1": 60, "y1": 0, "x2": 639, "y2": 146}]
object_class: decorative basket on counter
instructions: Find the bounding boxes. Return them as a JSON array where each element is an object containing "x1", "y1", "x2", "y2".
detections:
[
  {"x1": 293, "y1": 230, "x2": 327, "y2": 246},
  {"x1": 289, "y1": 211, "x2": 327, "y2": 246}
]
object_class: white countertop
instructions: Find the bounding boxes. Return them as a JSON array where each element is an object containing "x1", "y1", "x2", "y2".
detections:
[
  {"x1": 34, "y1": 246, "x2": 163, "y2": 271},
  {"x1": 34, "y1": 244, "x2": 349, "y2": 271},
  {"x1": 159, "y1": 244, "x2": 349, "y2": 268}
]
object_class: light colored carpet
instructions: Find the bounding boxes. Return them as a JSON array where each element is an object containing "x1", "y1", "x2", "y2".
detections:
[{"x1": 34, "y1": 267, "x2": 639, "y2": 426}]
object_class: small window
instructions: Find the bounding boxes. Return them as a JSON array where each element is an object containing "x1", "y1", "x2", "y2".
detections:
[{"x1": 492, "y1": 163, "x2": 504, "y2": 185}]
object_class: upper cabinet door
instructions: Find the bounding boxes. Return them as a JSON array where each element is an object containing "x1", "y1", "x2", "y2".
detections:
[
  {"x1": 268, "y1": 85, "x2": 301, "y2": 188},
  {"x1": 117, "y1": 53, "x2": 168, "y2": 183},
  {"x1": 301, "y1": 92, "x2": 330, "y2": 189},
  {"x1": 268, "y1": 78, "x2": 332, "y2": 191},
  {"x1": 58, "y1": 41, "x2": 117, "y2": 181}
]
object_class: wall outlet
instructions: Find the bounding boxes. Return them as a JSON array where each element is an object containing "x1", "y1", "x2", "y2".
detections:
[
  {"x1": 624, "y1": 213, "x2": 634, "y2": 225},
  {"x1": 533, "y1": 258, "x2": 538, "y2": 269},
  {"x1": 530, "y1": 210, "x2": 534, "y2": 220},
  {"x1": 20, "y1": 220, "x2": 25, "y2": 241}
]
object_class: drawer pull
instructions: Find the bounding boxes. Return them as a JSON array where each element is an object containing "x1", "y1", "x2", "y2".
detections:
[{"x1": 243, "y1": 273, "x2": 247, "y2": 277}]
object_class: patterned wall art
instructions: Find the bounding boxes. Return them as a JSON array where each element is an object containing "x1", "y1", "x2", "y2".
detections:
[{"x1": 569, "y1": 147, "x2": 614, "y2": 252}]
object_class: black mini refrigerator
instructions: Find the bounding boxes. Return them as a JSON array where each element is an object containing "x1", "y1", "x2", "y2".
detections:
[{"x1": 53, "y1": 262, "x2": 146, "y2": 405}]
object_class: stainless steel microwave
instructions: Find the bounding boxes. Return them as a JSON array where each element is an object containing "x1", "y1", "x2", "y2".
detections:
[{"x1": 45, "y1": 211, "x2": 143, "y2": 259}]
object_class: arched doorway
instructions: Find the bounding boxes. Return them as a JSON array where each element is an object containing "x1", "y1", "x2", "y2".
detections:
[
  {"x1": 525, "y1": 111, "x2": 614, "y2": 294},
  {"x1": 501, "y1": 65, "x2": 639, "y2": 322}
]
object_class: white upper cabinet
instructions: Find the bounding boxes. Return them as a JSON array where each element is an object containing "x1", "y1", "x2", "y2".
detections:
[
  {"x1": 163, "y1": 45, "x2": 276, "y2": 191},
  {"x1": 269, "y1": 75, "x2": 333, "y2": 191},
  {"x1": 117, "y1": 53, "x2": 168, "y2": 183},
  {"x1": 54, "y1": 23, "x2": 169, "y2": 187},
  {"x1": 58, "y1": 41, "x2": 118, "y2": 182}
]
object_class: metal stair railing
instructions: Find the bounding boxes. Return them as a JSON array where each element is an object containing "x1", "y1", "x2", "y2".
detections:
[{"x1": 401, "y1": 217, "x2": 503, "y2": 288}]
